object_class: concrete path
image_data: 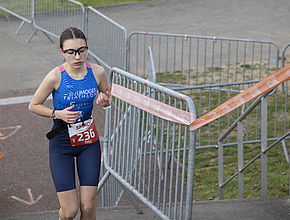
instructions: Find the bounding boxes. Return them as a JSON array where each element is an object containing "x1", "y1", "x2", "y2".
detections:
[
  {"x1": 2, "y1": 198, "x2": 290, "y2": 220},
  {"x1": 98, "y1": 0, "x2": 290, "y2": 48}
]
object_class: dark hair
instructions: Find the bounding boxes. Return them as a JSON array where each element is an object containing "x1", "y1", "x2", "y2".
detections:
[{"x1": 59, "y1": 27, "x2": 87, "y2": 49}]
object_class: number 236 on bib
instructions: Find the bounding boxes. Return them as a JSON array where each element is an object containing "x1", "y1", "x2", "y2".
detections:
[{"x1": 68, "y1": 118, "x2": 99, "y2": 147}]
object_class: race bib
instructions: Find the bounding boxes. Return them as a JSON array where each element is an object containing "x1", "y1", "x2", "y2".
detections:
[{"x1": 68, "y1": 118, "x2": 99, "y2": 147}]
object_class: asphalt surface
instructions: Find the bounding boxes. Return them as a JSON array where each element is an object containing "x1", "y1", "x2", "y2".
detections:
[{"x1": 0, "y1": 0, "x2": 290, "y2": 219}]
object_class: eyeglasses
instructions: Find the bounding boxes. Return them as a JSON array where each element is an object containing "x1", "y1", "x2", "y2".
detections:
[{"x1": 63, "y1": 46, "x2": 88, "y2": 57}]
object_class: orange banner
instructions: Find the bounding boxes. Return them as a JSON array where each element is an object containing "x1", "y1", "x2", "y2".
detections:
[
  {"x1": 111, "y1": 65, "x2": 289, "y2": 131},
  {"x1": 189, "y1": 65, "x2": 290, "y2": 131},
  {"x1": 111, "y1": 84, "x2": 196, "y2": 125}
]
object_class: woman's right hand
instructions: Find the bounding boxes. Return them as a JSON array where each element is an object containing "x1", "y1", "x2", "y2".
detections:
[{"x1": 55, "y1": 105, "x2": 80, "y2": 124}]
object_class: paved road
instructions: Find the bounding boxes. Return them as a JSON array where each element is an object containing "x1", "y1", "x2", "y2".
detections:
[
  {"x1": 2, "y1": 198, "x2": 290, "y2": 219},
  {"x1": 1, "y1": 0, "x2": 290, "y2": 95},
  {"x1": 0, "y1": 0, "x2": 290, "y2": 218},
  {"x1": 98, "y1": 0, "x2": 290, "y2": 47}
]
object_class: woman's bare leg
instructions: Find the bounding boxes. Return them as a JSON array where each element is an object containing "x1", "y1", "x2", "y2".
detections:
[
  {"x1": 57, "y1": 189, "x2": 78, "y2": 220},
  {"x1": 79, "y1": 186, "x2": 97, "y2": 220}
]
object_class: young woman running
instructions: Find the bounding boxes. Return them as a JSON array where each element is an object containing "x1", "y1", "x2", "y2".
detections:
[{"x1": 29, "y1": 27, "x2": 111, "y2": 220}]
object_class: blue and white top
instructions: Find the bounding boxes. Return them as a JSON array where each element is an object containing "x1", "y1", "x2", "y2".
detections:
[{"x1": 52, "y1": 62, "x2": 98, "y2": 122}]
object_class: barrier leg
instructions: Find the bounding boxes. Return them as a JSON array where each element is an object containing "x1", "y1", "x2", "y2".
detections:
[
  {"x1": 27, "y1": 29, "x2": 54, "y2": 43},
  {"x1": 3, "y1": 11, "x2": 9, "y2": 21},
  {"x1": 42, "y1": 31, "x2": 54, "y2": 43},
  {"x1": 97, "y1": 170, "x2": 111, "y2": 193},
  {"x1": 282, "y1": 140, "x2": 289, "y2": 163},
  {"x1": 15, "y1": 21, "x2": 25, "y2": 35},
  {"x1": 119, "y1": 183, "x2": 143, "y2": 214},
  {"x1": 260, "y1": 96, "x2": 268, "y2": 198},
  {"x1": 27, "y1": 29, "x2": 38, "y2": 43},
  {"x1": 218, "y1": 142, "x2": 224, "y2": 200}
]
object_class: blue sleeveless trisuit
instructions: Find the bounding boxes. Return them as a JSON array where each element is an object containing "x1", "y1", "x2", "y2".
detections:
[{"x1": 49, "y1": 63, "x2": 101, "y2": 192}]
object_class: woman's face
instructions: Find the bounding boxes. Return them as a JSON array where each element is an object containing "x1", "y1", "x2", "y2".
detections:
[{"x1": 61, "y1": 38, "x2": 88, "y2": 69}]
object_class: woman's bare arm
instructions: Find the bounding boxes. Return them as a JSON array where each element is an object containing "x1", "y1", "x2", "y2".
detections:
[
  {"x1": 28, "y1": 68, "x2": 59, "y2": 118},
  {"x1": 28, "y1": 68, "x2": 80, "y2": 123},
  {"x1": 91, "y1": 64, "x2": 112, "y2": 108}
]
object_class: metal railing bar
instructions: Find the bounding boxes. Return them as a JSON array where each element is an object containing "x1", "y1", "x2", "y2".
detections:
[
  {"x1": 220, "y1": 131, "x2": 290, "y2": 189},
  {"x1": 88, "y1": 51, "x2": 111, "y2": 70},
  {"x1": 136, "y1": 136, "x2": 288, "y2": 153},
  {"x1": 87, "y1": 6, "x2": 127, "y2": 32},
  {"x1": 111, "y1": 68, "x2": 195, "y2": 109},
  {"x1": 97, "y1": 170, "x2": 111, "y2": 193},
  {"x1": 282, "y1": 140, "x2": 289, "y2": 163},
  {"x1": 129, "y1": 31, "x2": 280, "y2": 46},
  {"x1": 104, "y1": 165, "x2": 169, "y2": 220},
  {"x1": 0, "y1": 5, "x2": 32, "y2": 23},
  {"x1": 216, "y1": 90, "x2": 272, "y2": 144}
]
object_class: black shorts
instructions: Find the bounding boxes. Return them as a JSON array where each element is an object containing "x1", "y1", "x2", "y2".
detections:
[{"x1": 49, "y1": 130, "x2": 101, "y2": 192}]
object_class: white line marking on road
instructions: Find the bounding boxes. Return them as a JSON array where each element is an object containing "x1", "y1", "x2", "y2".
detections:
[{"x1": 0, "y1": 95, "x2": 52, "y2": 105}]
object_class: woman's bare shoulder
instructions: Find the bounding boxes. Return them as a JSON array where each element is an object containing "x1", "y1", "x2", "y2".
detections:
[
  {"x1": 90, "y1": 63, "x2": 106, "y2": 76},
  {"x1": 42, "y1": 66, "x2": 62, "y2": 90},
  {"x1": 46, "y1": 66, "x2": 61, "y2": 81},
  {"x1": 89, "y1": 63, "x2": 107, "y2": 85}
]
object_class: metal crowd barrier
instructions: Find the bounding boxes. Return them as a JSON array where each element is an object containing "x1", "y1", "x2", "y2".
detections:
[
  {"x1": 100, "y1": 67, "x2": 197, "y2": 219},
  {"x1": 282, "y1": 42, "x2": 290, "y2": 68},
  {"x1": 28, "y1": 0, "x2": 85, "y2": 42},
  {"x1": 98, "y1": 46, "x2": 158, "y2": 208},
  {"x1": 0, "y1": 0, "x2": 33, "y2": 34},
  {"x1": 217, "y1": 90, "x2": 290, "y2": 200},
  {"x1": 281, "y1": 43, "x2": 290, "y2": 98},
  {"x1": 127, "y1": 31, "x2": 284, "y2": 150},
  {"x1": 85, "y1": 6, "x2": 129, "y2": 207},
  {"x1": 128, "y1": 31, "x2": 279, "y2": 84},
  {"x1": 280, "y1": 42, "x2": 290, "y2": 161},
  {"x1": 86, "y1": 6, "x2": 127, "y2": 72}
]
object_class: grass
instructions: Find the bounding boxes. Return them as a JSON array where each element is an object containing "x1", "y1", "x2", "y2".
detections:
[
  {"x1": 156, "y1": 60, "x2": 278, "y2": 86},
  {"x1": 138, "y1": 58, "x2": 289, "y2": 202},
  {"x1": 156, "y1": 60, "x2": 290, "y2": 201},
  {"x1": 141, "y1": 73, "x2": 289, "y2": 201},
  {"x1": 0, "y1": 0, "x2": 149, "y2": 16},
  {"x1": 194, "y1": 140, "x2": 289, "y2": 201}
]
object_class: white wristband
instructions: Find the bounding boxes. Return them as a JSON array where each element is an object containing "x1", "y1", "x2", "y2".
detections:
[{"x1": 102, "y1": 105, "x2": 111, "y2": 110}]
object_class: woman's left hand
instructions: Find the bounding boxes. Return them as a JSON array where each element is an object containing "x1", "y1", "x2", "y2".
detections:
[{"x1": 96, "y1": 90, "x2": 111, "y2": 107}]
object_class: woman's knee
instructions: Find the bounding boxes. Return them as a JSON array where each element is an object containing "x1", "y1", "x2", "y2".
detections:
[
  {"x1": 60, "y1": 207, "x2": 78, "y2": 220},
  {"x1": 80, "y1": 202, "x2": 95, "y2": 215},
  {"x1": 79, "y1": 186, "x2": 97, "y2": 217},
  {"x1": 57, "y1": 189, "x2": 78, "y2": 220}
]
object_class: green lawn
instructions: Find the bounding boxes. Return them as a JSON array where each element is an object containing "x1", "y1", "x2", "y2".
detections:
[
  {"x1": 142, "y1": 66, "x2": 289, "y2": 201},
  {"x1": 0, "y1": 0, "x2": 149, "y2": 16},
  {"x1": 158, "y1": 62, "x2": 289, "y2": 201}
]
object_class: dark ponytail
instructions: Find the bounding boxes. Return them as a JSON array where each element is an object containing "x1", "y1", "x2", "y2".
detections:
[{"x1": 59, "y1": 27, "x2": 87, "y2": 49}]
